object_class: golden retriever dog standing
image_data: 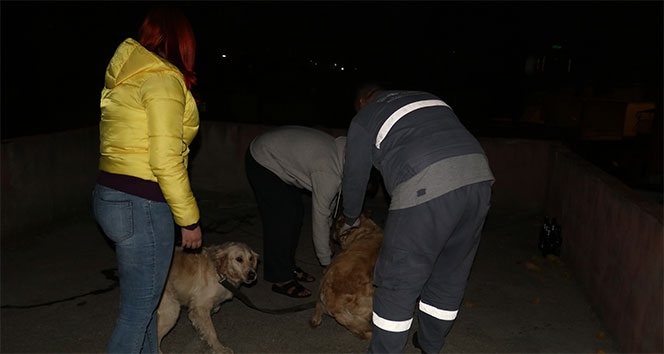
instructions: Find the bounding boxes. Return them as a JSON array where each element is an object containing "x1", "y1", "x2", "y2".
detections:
[
  {"x1": 157, "y1": 241, "x2": 259, "y2": 354},
  {"x1": 309, "y1": 213, "x2": 383, "y2": 340}
]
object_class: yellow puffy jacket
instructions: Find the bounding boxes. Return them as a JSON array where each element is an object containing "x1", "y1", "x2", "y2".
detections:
[{"x1": 99, "y1": 38, "x2": 200, "y2": 227}]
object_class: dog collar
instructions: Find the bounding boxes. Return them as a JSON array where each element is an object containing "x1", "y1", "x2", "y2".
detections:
[{"x1": 218, "y1": 274, "x2": 240, "y2": 296}]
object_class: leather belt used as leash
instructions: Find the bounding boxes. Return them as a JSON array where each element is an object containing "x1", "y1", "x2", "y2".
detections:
[{"x1": 218, "y1": 277, "x2": 316, "y2": 315}]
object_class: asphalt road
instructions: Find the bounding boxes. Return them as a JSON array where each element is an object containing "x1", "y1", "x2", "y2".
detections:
[{"x1": 1, "y1": 191, "x2": 621, "y2": 353}]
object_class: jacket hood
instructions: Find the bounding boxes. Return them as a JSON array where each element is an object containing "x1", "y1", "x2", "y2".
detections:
[{"x1": 104, "y1": 38, "x2": 180, "y2": 89}]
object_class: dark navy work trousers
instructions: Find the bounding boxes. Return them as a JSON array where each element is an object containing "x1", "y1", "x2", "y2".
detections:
[{"x1": 369, "y1": 181, "x2": 492, "y2": 354}]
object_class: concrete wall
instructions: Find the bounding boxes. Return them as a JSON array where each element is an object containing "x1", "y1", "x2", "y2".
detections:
[
  {"x1": 478, "y1": 137, "x2": 556, "y2": 212},
  {"x1": 187, "y1": 122, "x2": 346, "y2": 198},
  {"x1": 2, "y1": 121, "x2": 662, "y2": 352},
  {"x1": 544, "y1": 150, "x2": 663, "y2": 353},
  {"x1": 1, "y1": 127, "x2": 100, "y2": 237},
  {"x1": 0, "y1": 122, "x2": 348, "y2": 236},
  {"x1": 186, "y1": 122, "x2": 555, "y2": 212}
]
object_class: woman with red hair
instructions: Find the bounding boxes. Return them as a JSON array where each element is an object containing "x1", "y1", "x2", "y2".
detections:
[{"x1": 92, "y1": 7, "x2": 202, "y2": 353}]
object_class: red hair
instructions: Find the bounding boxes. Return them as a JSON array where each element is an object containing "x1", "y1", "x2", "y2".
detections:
[{"x1": 138, "y1": 7, "x2": 197, "y2": 89}]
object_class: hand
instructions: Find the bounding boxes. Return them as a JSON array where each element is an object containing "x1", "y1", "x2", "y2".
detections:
[
  {"x1": 339, "y1": 218, "x2": 360, "y2": 236},
  {"x1": 181, "y1": 225, "x2": 202, "y2": 249}
]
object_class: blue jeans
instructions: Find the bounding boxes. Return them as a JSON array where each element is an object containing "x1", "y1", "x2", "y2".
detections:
[{"x1": 92, "y1": 184, "x2": 174, "y2": 354}]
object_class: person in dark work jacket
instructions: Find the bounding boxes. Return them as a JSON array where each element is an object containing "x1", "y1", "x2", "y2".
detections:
[{"x1": 340, "y1": 85, "x2": 495, "y2": 353}]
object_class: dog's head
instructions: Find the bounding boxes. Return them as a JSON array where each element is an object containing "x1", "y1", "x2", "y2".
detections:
[
  {"x1": 214, "y1": 242, "x2": 259, "y2": 286},
  {"x1": 331, "y1": 212, "x2": 381, "y2": 249}
]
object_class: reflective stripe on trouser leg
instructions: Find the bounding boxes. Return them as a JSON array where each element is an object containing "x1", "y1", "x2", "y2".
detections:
[
  {"x1": 369, "y1": 285, "x2": 419, "y2": 353},
  {"x1": 419, "y1": 300, "x2": 458, "y2": 320},
  {"x1": 372, "y1": 312, "x2": 413, "y2": 332},
  {"x1": 417, "y1": 301, "x2": 458, "y2": 354}
]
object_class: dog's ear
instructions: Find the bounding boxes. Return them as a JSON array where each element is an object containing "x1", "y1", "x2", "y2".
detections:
[
  {"x1": 249, "y1": 249, "x2": 260, "y2": 266},
  {"x1": 215, "y1": 249, "x2": 230, "y2": 275}
]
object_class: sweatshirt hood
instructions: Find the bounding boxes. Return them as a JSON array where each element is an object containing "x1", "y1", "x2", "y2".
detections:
[{"x1": 104, "y1": 38, "x2": 180, "y2": 89}]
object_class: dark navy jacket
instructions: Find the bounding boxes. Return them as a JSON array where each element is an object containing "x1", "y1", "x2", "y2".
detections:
[{"x1": 342, "y1": 90, "x2": 493, "y2": 224}]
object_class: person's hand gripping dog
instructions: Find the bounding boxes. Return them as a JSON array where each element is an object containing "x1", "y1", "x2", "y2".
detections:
[{"x1": 339, "y1": 218, "x2": 360, "y2": 236}]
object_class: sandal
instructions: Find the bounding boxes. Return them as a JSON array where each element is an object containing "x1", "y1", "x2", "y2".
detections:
[
  {"x1": 293, "y1": 266, "x2": 315, "y2": 282},
  {"x1": 272, "y1": 279, "x2": 311, "y2": 298}
]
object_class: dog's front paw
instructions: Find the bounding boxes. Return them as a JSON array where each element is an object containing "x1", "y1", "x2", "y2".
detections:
[{"x1": 309, "y1": 317, "x2": 322, "y2": 328}]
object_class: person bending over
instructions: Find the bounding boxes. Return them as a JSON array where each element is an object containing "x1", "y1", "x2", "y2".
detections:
[
  {"x1": 245, "y1": 125, "x2": 346, "y2": 298},
  {"x1": 340, "y1": 84, "x2": 494, "y2": 353}
]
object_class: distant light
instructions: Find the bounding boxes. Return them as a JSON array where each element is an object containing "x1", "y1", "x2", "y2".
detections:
[
  {"x1": 221, "y1": 54, "x2": 228, "y2": 59},
  {"x1": 333, "y1": 63, "x2": 338, "y2": 67},
  {"x1": 552, "y1": 45, "x2": 562, "y2": 50},
  {"x1": 340, "y1": 67, "x2": 345, "y2": 71}
]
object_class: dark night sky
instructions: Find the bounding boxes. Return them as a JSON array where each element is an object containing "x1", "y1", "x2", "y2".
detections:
[{"x1": 1, "y1": 1, "x2": 662, "y2": 139}]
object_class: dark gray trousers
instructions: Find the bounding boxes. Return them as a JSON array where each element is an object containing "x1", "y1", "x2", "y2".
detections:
[
  {"x1": 368, "y1": 181, "x2": 492, "y2": 354},
  {"x1": 245, "y1": 149, "x2": 304, "y2": 283}
]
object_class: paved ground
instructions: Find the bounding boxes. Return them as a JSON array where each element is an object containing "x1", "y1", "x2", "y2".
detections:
[{"x1": 1, "y1": 190, "x2": 621, "y2": 353}]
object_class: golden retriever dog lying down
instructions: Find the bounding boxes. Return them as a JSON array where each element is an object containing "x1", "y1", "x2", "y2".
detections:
[
  {"x1": 309, "y1": 213, "x2": 383, "y2": 340},
  {"x1": 157, "y1": 242, "x2": 259, "y2": 354}
]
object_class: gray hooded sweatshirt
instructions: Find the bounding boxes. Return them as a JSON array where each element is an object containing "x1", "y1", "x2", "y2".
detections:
[{"x1": 250, "y1": 125, "x2": 346, "y2": 266}]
